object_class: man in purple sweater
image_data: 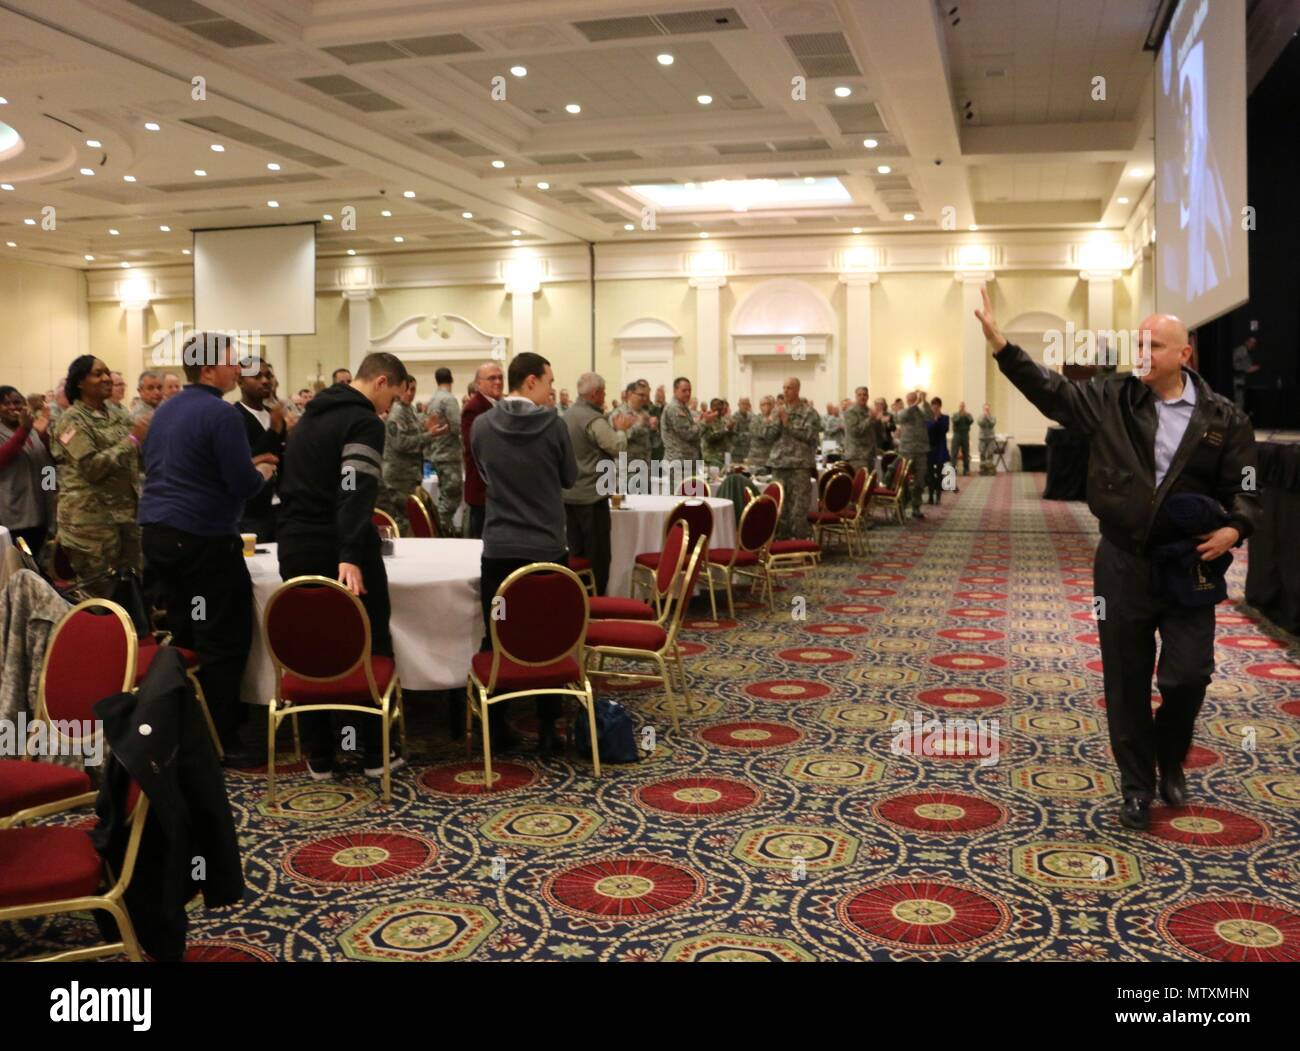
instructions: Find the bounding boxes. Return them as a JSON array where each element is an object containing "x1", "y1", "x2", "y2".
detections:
[{"x1": 139, "y1": 333, "x2": 273, "y2": 767}]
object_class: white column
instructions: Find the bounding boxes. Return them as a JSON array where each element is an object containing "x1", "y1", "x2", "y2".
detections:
[
  {"x1": 507, "y1": 280, "x2": 539, "y2": 356},
  {"x1": 1138, "y1": 248, "x2": 1155, "y2": 321},
  {"x1": 1081, "y1": 269, "x2": 1119, "y2": 332},
  {"x1": 838, "y1": 271, "x2": 878, "y2": 393},
  {"x1": 122, "y1": 297, "x2": 150, "y2": 391},
  {"x1": 956, "y1": 271, "x2": 995, "y2": 421},
  {"x1": 341, "y1": 289, "x2": 374, "y2": 374},
  {"x1": 688, "y1": 275, "x2": 726, "y2": 399}
]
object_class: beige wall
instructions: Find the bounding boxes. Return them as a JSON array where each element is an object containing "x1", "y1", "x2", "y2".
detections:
[{"x1": 0, "y1": 257, "x2": 89, "y2": 395}]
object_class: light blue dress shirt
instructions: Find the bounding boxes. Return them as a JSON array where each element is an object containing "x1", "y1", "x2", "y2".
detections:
[{"x1": 1153, "y1": 370, "x2": 1197, "y2": 488}]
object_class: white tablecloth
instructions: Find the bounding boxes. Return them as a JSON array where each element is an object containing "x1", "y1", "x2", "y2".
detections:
[
  {"x1": 608, "y1": 495, "x2": 735, "y2": 598},
  {"x1": 241, "y1": 538, "x2": 483, "y2": 702}
]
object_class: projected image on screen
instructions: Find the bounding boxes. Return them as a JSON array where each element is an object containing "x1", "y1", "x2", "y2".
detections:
[{"x1": 1155, "y1": 0, "x2": 1249, "y2": 328}]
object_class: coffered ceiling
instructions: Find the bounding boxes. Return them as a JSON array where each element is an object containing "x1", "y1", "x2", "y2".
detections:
[{"x1": 0, "y1": 0, "x2": 1158, "y2": 271}]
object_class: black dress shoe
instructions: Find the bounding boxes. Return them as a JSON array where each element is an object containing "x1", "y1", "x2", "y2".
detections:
[
  {"x1": 1119, "y1": 797, "x2": 1150, "y2": 830},
  {"x1": 1159, "y1": 765, "x2": 1188, "y2": 806},
  {"x1": 537, "y1": 723, "x2": 561, "y2": 760},
  {"x1": 219, "y1": 745, "x2": 262, "y2": 770}
]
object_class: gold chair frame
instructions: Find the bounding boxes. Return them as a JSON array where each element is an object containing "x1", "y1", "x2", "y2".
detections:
[
  {"x1": 405, "y1": 491, "x2": 437, "y2": 538},
  {"x1": 869, "y1": 456, "x2": 911, "y2": 525},
  {"x1": 708, "y1": 495, "x2": 779, "y2": 616}
]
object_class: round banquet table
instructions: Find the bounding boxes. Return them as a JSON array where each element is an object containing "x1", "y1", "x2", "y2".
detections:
[
  {"x1": 240, "y1": 537, "x2": 483, "y2": 703},
  {"x1": 608, "y1": 494, "x2": 735, "y2": 598}
]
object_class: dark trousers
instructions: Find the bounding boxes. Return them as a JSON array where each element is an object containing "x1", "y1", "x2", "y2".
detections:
[
  {"x1": 1094, "y1": 537, "x2": 1216, "y2": 802},
  {"x1": 140, "y1": 525, "x2": 253, "y2": 748},
  {"x1": 467, "y1": 503, "x2": 485, "y2": 540},
  {"x1": 479, "y1": 553, "x2": 565, "y2": 725},
  {"x1": 564, "y1": 498, "x2": 611, "y2": 596},
  {"x1": 926, "y1": 460, "x2": 944, "y2": 503},
  {"x1": 278, "y1": 545, "x2": 392, "y2": 765}
]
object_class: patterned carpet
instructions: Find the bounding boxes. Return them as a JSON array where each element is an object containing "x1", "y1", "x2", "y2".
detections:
[{"x1": 6, "y1": 472, "x2": 1300, "y2": 962}]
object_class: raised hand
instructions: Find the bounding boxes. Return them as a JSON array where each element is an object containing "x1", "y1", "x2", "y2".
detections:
[{"x1": 974, "y1": 286, "x2": 1007, "y2": 351}]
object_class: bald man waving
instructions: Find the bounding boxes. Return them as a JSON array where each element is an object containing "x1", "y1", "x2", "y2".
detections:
[{"x1": 976, "y1": 290, "x2": 1259, "y2": 831}]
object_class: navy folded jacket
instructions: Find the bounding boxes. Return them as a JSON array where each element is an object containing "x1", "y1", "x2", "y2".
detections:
[{"x1": 1147, "y1": 492, "x2": 1233, "y2": 608}]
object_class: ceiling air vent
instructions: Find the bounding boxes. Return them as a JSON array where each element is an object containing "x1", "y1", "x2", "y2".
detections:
[
  {"x1": 582, "y1": 150, "x2": 641, "y2": 162},
  {"x1": 125, "y1": 0, "x2": 272, "y2": 47},
  {"x1": 827, "y1": 103, "x2": 886, "y2": 135},
  {"x1": 573, "y1": 8, "x2": 744, "y2": 42},
  {"x1": 785, "y1": 32, "x2": 860, "y2": 78},
  {"x1": 299, "y1": 75, "x2": 403, "y2": 112},
  {"x1": 530, "y1": 153, "x2": 589, "y2": 166},
  {"x1": 181, "y1": 117, "x2": 342, "y2": 168},
  {"x1": 416, "y1": 131, "x2": 494, "y2": 157},
  {"x1": 322, "y1": 33, "x2": 482, "y2": 64},
  {"x1": 772, "y1": 138, "x2": 830, "y2": 152}
]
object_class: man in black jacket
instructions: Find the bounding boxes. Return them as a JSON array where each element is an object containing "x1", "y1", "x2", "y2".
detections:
[
  {"x1": 976, "y1": 289, "x2": 1260, "y2": 830},
  {"x1": 277, "y1": 351, "x2": 408, "y2": 779},
  {"x1": 235, "y1": 358, "x2": 286, "y2": 542}
]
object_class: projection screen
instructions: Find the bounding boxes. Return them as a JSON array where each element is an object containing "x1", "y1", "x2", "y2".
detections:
[{"x1": 193, "y1": 223, "x2": 317, "y2": 336}]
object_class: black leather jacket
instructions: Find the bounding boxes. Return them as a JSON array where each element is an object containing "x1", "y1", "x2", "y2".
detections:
[{"x1": 994, "y1": 342, "x2": 1260, "y2": 554}]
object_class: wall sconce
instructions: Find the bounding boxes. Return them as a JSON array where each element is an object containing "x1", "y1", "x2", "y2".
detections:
[{"x1": 902, "y1": 349, "x2": 931, "y2": 390}]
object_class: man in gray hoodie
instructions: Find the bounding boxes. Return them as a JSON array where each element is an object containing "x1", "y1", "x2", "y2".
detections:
[{"x1": 470, "y1": 351, "x2": 578, "y2": 756}]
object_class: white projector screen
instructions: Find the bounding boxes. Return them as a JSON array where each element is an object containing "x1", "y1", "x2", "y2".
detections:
[
  {"x1": 1154, "y1": 0, "x2": 1249, "y2": 329},
  {"x1": 193, "y1": 223, "x2": 316, "y2": 336}
]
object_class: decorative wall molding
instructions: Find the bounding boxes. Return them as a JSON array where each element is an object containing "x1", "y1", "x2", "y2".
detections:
[{"x1": 368, "y1": 313, "x2": 507, "y2": 362}]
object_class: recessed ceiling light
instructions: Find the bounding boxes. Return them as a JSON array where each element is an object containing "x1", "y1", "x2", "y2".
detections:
[
  {"x1": 462, "y1": 211, "x2": 473, "y2": 219},
  {"x1": 403, "y1": 190, "x2": 415, "y2": 198},
  {"x1": 120, "y1": 262, "x2": 129, "y2": 268},
  {"x1": 23, "y1": 218, "x2": 35, "y2": 225},
  {"x1": 266, "y1": 162, "x2": 280, "y2": 171},
  {"x1": 109, "y1": 228, "x2": 119, "y2": 235},
  {"x1": 346, "y1": 249, "x2": 356, "y2": 255},
  {"x1": 510, "y1": 65, "x2": 527, "y2": 77},
  {"x1": 968, "y1": 224, "x2": 978, "y2": 231},
  {"x1": 393, "y1": 236, "x2": 404, "y2": 243},
  {"x1": 159, "y1": 225, "x2": 170, "y2": 232},
  {"x1": 79, "y1": 167, "x2": 94, "y2": 176},
  {"x1": 210, "y1": 144, "x2": 224, "y2": 152},
  {"x1": 122, "y1": 175, "x2": 136, "y2": 183},
  {"x1": 491, "y1": 160, "x2": 505, "y2": 169},
  {"x1": 877, "y1": 165, "x2": 891, "y2": 174},
  {"x1": 510, "y1": 228, "x2": 521, "y2": 235},
  {"x1": 85, "y1": 139, "x2": 102, "y2": 148},
  {"x1": 84, "y1": 254, "x2": 94, "y2": 261},
  {"x1": 697, "y1": 94, "x2": 712, "y2": 105},
  {"x1": 903, "y1": 213, "x2": 915, "y2": 221},
  {"x1": 863, "y1": 138, "x2": 878, "y2": 149},
  {"x1": 803, "y1": 176, "x2": 815, "y2": 184},
  {"x1": 182, "y1": 249, "x2": 191, "y2": 255},
  {"x1": 699, "y1": 231, "x2": 709, "y2": 238},
  {"x1": 323, "y1": 213, "x2": 334, "y2": 221},
  {"x1": 5, "y1": 241, "x2": 15, "y2": 248},
  {"x1": 657, "y1": 53, "x2": 674, "y2": 66},
  {"x1": 0, "y1": 98, "x2": 7, "y2": 105},
  {"x1": 1118, "y1": 196, "x2": 1130, "y2": 204},
  {"x1": 565, "y1": 103, "x2": 581, "y2": 114},
  {"x1": 194, "y1": 169, "x2": 207, "y2": 177},
  {"x1": 267, "y1": 200, "x2": 279, "y2": 208},
  {"x1": 381, "y1": 209, "x2": 392, "y2": 217},
  {"x1": 536, "y1": 181, "x2": 550, "y2": 190},
  {"x1": 144, "y1": 121, "x2": 160, "y2": 131},
  {"x1": 0, "y1": 183, "x2": 12, "y2": 191},
  {"x1": 624, "y1": 223, "x2": 634, "y2": 231},
  {"x1": 834, "y1": 86, "x2": 852, "y2": 97},
  {"x1": 852, "y1": 227, "x2": 863, "y2": 234},
  {"x1": 512, "y1": 239, "x2": 521, "y2": 246}
]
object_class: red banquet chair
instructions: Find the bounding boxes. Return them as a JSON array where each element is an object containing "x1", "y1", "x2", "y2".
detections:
[
  {"x1": 708, "y1": 494, "x2": 780, "y2": 615},
  {"x1": 405, "y1": 493, "x2": 438, "y2": 537},
  {"x1": 807, "y1": 470, "x2": 854, "y2": 549},
  {"x1": 466, "y1": 563, "x2": 599, "y2": 787},
  {"x1": 0, "y1": 779, "x2": 150, "y2": 961},
  {"x1": 585, "y1": 536, "x2": 707, "y2": 732},
  {"x1": 589, "y1": 521, "x2": 690, "y2": 622},
  {"x1": 0, "y1": 599, "x2": 137, "y2": 830},
  {"x1": 567, "y1": 555, "x2": 598, "y2": 597},
  {"x1": 372, "y1": 508, "x2": 401, "y2": 538},
  {"x1": 827, "y1": 468, "x2": 876, "y2": 557},
  {"x1": 262, "y1": 576, "x2": 405, "y2": 802},
  {"x1": 133, "y1": 636, "x2": 223, "y2": 759},
  {"x1": 677, "y1": 475, "x2": 711, "y2": 497},
  {"x1": 763, "y1": 480, "x2": 822, "y2": 572},
  {"x1": 869, "y1": 456, "x2": 911, "y2": 525},
  {"x1": 631, "y1": 499, "x2": 719, "y2": 619}
]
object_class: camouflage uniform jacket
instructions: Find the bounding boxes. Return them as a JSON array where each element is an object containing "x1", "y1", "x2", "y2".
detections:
[
  {"x1": 661, "y1": 399, "x2": 703, "y2": 464},
  {"x1": 425, "y1": 387, "x2": 462, "y2": 463},
  {"x1": 952, "y1": 411, "x2": 974, "y2": 438},
  {"x1": 767, "y1": 402, "x2": 819, "y2": 468},
  {"x1": 841, "y1": 404, "x2": 877, "y2": 464},
  {"x1": 896, "y1": 402, "x2": 932, "y2": 459},
  {"x1": 700, "y1": 417, "x2": 735, "y2": 467},
  {"x1": 728, "y1": 410, "x2": 753, "y2": 460},
  {"x1": 51, "y1": 401, "x2": 140, "y2": 526},
  {"x1": 382, "y1": 399, "x2": 433, "y2": 494}
]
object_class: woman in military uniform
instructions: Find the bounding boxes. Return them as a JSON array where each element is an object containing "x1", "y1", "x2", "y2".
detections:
[{"x1": 51, "y1": 355, "x2": 148, "y2": 596}]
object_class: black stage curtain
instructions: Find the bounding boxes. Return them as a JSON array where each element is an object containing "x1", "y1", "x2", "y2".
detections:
[
  {"x1": 1043, "y1": 427, "x2": 1089, "y2": 501},
  {"x1": 1245, "y1": 442, "x2": 1300, "y2": 634}
]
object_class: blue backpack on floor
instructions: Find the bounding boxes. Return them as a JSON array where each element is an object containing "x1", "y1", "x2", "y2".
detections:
[{"x1": 573, "y1": 700, "x2": 639, "y2": 764}]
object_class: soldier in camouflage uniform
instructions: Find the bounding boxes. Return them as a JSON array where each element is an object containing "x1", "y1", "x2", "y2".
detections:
[
  {"x1": 661, "y1": 377, "x2": 712, "y2": 486},
  {"x1": 978, "y1": 404, "x2": 998, "y2": 474},
  {"x1": 701, "y1": 398, "x2": 736, "y2": 469},
  {"x1": 842, "y1": 385, "x2": 877, "y2": 478},
  {"x1": 646, "y1": 384, "x2": 666, "y2": 472},
  {"x1": 895, "y1": 389, "x2": 932, "y2": 518},
  {"x1": 51, "y1": 356, "x2": 147, "y2": 596},
  {"x1": 613, "y1": 382, "x2": 654, "y2": 494},
  {"x1": 747, "y1": 395, "x2": 777, "y2": 472},
  {"x1": 768, "y1": 378, "x2": 819, "y2": 539},
  {"x1": 378, "y1": 376, "x2": 445, "y2": 534},
  {"x1": 729, "y1": 398, "x2": 754, "y2": 462},
  {"x1": 425, "y1": 367, "x2": 463, "y2": 536},
  {"x1": 951, "y1": 401, "x2": 974, "y2": 475}
]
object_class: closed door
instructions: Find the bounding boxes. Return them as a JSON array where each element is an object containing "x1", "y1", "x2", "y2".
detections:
[{"x1": 747, "y1": 357, "x2": 828, "y2": 412}]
